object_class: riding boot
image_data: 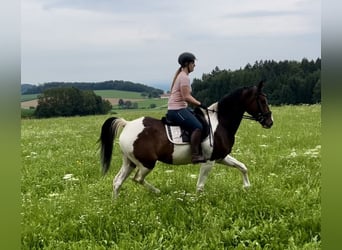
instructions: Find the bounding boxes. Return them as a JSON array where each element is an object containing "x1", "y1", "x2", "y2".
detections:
[{"x1": 190, "y1": 128, "x2": 206, "y2": 163}]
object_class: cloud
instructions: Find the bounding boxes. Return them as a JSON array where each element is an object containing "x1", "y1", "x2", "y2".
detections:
[{"x1": 21, "y1": 0, "x2": 321, "y2": 86}]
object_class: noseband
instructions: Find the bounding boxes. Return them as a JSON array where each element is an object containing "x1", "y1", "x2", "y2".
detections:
[{"x1": 242, "y1": 92, "x2": 271, "y2": 123}]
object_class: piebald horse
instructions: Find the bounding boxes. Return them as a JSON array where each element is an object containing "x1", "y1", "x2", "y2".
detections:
[{"x1": 99, "y1": 81, "x2": 273, "y2": 197}]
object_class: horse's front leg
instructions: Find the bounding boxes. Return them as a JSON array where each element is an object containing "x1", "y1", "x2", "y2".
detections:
[
  {"x1": 196, "y1": 161, "x2": 215, "y2": 192},
  {"x1": 219, "y1": 155, "x2": 251, "y2": 188}
]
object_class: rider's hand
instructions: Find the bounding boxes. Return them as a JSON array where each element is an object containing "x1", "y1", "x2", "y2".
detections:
[{"x1": 199, "y1": 103, "x2": 207, "y2": 110}]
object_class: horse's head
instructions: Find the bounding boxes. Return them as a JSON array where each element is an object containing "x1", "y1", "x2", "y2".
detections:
[{"x1": 244, "y1": 80, "x2": 273, "y2": 129}]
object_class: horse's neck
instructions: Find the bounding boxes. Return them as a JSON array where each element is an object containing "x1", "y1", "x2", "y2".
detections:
[
  {"x1": 220, "y1": 110, "x2": 244, "y2": 138},
  {"x1": 209, "y1": 102, "x2": 243, "y2": 135}
]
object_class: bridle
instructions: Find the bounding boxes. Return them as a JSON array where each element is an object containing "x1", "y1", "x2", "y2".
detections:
[
  {"x1": 242, "y1": 92, "x2": 272, "y2": 124},
  {"x1": 203, "y1": 90, "x2": 271, "y2": 146}
]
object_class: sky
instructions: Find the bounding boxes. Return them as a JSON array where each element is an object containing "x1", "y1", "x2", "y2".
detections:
[{"x1": 21, "y1": 0, "x2": 321, "y2": 90}]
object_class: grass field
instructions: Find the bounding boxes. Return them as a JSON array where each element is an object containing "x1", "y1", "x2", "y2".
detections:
[
  {"x1": 21, "y1": 105, "x2": 321, "y2": 249},
  {"x1": 21, "y1": 90, "x2": 168, "y2": 110},
  {"x1": 21, "y1": 90, "x2": 145, "y2": 102},
  {"x1": 21, "y1": 94, "x2": 39, "y2": 102},
  {"x1": 93, "y1": 90, "x2": 144, "y2": 99}
]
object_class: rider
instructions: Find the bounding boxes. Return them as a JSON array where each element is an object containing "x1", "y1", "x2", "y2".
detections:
[{"x1": 166, "y1": 52, "x2": 207, "y2": 163}]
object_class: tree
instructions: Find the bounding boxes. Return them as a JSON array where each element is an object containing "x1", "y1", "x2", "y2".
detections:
[
  {"x1": 118, "y1": 99, "x2": 124, "y2": 108},
  {"x1": 124, "y1": 100, "x2": 132, "y2": 109},
  {"x1": 34, "y1": 87, "x2": 112, "y2": 118},
  {"x1": 312, "y1": 79, "x2": 321, "y2": 103},
  {"x1": 192, "y1": 58, "x2": 321, "y2": 105}
]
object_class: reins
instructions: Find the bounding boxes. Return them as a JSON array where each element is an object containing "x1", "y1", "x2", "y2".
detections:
[
  {"x1": 204, "y1": 108, "x2": 214, "y2": 147},
  {"x1": 204, "y1": 107, "x2": 258, "y2": 119},
  {"x1": 206, "y1": 108, "x2": 257, "y2": 121},
  {"x1": 203, "y1": 108, "x2": 256, "y2": 147},
  {"x1": 242, "y1": 114, "x2": 257, "y2": 120}
]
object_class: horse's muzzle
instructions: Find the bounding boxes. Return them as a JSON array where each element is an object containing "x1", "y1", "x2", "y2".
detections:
[
  {"x1": 263, "y1": 123, "x2": 272, "y2": 129},
  {"x1": 262, "y1": 118, "x2": 273, "y2": 129}
]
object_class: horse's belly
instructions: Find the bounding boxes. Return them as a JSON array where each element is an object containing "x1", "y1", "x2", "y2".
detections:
[{"x1": 171, "y1": 144, "x2": 192, "y2": 165}]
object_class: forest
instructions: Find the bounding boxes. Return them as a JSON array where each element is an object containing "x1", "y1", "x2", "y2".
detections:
[
  {"x1": 22, "y1": 80, "x2": 164, "y2": 98},
  {"x1": 23, "y1": 58, "x2": 321, "y2": 107},
  {"x1": 34, "y1": 87, "x2": 112, "y2": 118},
  {"x1": 192, "y1": 58, "x2": 321, "y2": 106}
]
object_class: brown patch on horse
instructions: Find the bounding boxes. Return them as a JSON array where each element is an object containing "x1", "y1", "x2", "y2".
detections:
[
  {"x1": 133, "y1": 117, "x2": 174, "y2": 169},
  {"x1": 210, "y1": 123, "x2": 234, "y2": 160}
]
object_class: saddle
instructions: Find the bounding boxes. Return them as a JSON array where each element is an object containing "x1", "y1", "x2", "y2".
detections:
[{"x1": 161, "y1": 107, "x2": 210, "y2": 145}]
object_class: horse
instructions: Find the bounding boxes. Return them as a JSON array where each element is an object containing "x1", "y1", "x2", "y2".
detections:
[{"x1": 99, "y1": 80, "x2": 273, "y2": 198}]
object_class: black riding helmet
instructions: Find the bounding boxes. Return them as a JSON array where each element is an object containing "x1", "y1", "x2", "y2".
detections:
[{"x1": 178, "y1": 52, "x2": 196, "y2": 67}]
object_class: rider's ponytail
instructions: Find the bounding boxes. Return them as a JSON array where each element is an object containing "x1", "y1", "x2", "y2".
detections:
[{"x1": 170, "y1": 67, "x2": 182, "y2": 92}]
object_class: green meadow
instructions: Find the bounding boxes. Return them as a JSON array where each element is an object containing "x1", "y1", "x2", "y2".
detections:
[
  {"x1": 21, "y1": 94, "x2": 39, "y2": 102},
  {"x1": 21, "y1": 105, "x2": 321, "y2": 249},
  {"x1": 21, "y1": 89, "x2": 146, "y2": 101},
  {"x1": 21, "y1": 90, "x2": 168, "y2": 110},
  {"x1": 94, "y1": 90, "x2": 144, "y2": 99}
]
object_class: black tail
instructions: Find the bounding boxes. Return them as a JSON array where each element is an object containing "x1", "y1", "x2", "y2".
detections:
[{"x1": 98, "y1": 117, "x2": 117, "y2": 175}]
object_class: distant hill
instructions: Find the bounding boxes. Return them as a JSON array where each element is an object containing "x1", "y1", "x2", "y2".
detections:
[
  {"x1": 21, "y1": 83, "x2": 36, "y2": 94},
  {"x1": 21, "y1": 80, "x2": 164, "y2": 97}
]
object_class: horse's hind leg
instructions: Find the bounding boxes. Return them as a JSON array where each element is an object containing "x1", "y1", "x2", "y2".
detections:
[
  {"x1": 113, "y1": 157, "x2": 135, "y2": 198},
  {"x1": 196, "y1": 161, "x2": 215, "y2": 192},
  {"x1": 220, "y1": 155, "x2": 251, "y2": 188},
  {"x1": 132, "y1": 165, "x2": 160, "y2": 194}
]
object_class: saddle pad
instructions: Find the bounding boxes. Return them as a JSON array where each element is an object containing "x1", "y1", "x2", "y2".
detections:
[{"x1": 165, "y1": 125, "x2": 189, "y2": 145}]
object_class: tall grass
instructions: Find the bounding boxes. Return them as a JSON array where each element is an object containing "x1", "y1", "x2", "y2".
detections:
[{"x1": 21, "y1": 105, "x2": 321, "y2": 249}]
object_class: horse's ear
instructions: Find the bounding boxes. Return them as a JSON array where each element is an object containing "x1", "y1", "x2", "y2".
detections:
[{"x1": 257, "y1": 79, "x2": 265, "y2": 91}]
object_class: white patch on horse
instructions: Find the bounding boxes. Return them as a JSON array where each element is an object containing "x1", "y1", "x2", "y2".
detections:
[{"x1": 119, "y1": 117, "x2": 145, "y2": 160}]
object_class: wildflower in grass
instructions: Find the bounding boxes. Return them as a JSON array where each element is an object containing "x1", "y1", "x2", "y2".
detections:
[
  {"x1": 25, "y1": 152, "x2": 38, "y2": 158},
  {"x1": 63, "y1": 174, "x2": 73, "y2": 180},
  {"x1": 189, "y1": 196, "x2": 197, "y2": 202},
  {"x1": 304, "y1": 145, "x2": 321, "y2": 158},
  {"x1": 289, "y1": 150, "x2": 297, "y2": 158},
  {"x1": 48, "y1": 192, "x2": 59, "y2": 197},
  {"x1": 79, "y1": 215, "x2": 87, "y2": 225},
  {"x1": 63, "y1": 173, "x2": 79, "y2": 181}
]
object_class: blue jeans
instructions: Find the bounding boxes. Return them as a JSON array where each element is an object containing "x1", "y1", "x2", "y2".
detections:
[{"x1": 166, "y1": 108, "x2": 203, "y2": 133}]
